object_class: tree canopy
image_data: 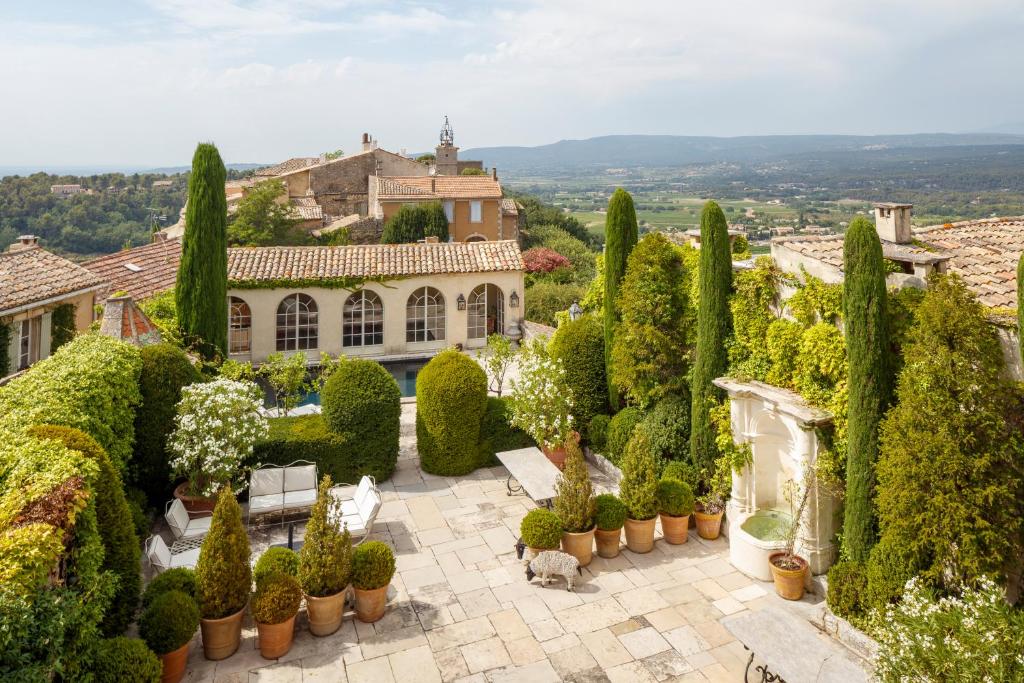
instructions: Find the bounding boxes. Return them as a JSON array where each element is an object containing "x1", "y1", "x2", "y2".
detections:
[{"x1": 227, "y1": 179, "x2": 303, "y2": 246}]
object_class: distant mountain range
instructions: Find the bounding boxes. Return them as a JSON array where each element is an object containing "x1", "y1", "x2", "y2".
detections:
[
  {"x1": 464, "y1": 133, "x2": 1024, "y2": 173},
  {"x1": 0, "y1": 163, "x2": 266, "y2": 178}
]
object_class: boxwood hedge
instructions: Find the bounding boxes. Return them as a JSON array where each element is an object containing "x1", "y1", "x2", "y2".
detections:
[
  {"x1": 416, "y1": 350, "x2": 488, "y2": 476},
  {"x1": 321, "y1": 358, "x2": 400, "y2": 478}
]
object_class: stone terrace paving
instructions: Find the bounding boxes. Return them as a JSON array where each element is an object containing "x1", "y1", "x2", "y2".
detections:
[{"x1": 181, "y1": 404, "x2": 869, "y2": 683}]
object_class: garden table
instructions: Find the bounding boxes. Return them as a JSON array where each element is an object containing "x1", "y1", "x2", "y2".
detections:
[{"x1": 496, "y1": 447, "x2": 560, "y2": 509}]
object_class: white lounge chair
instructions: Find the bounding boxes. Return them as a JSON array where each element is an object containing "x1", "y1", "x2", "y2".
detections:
[
  {"x1": 164, "y1": 498, "x2": 212, "y2": 541},
  {"x1": 145, "y1": 534, "x2": 201, "y2": 574},
  {"x1": 329, "y1": 476, "x2": 382, "y2": 544},
  {"x1": 247, "y1": 460, "x2": 318, "y2": 527}
]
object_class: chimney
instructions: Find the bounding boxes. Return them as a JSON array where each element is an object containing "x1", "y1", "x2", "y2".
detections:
[
  {"x1": 874, "y1": 203, "x2": 913, "y2": 244},
  {"x1": 424, "y1": 235, "x2": 439, "y2": 244},
  {"x1": 9, "y1": 235, "x2": 39, "y2": 252},
  {"x1": 492, "y1": 167, "x2": 498, "y2": 181},
  {"x1": 152, "y1": 231, "x2": 168, "y2": 243},
  {"x1": 362, "y1": 133, "x2": 373, "y2": 153}
]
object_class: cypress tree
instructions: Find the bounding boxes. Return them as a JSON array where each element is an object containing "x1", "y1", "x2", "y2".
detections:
[
  {"x1": 176, "y1": 142, "x2": 228, "y2": 359},
  {"x1": 841, "y1": 216, "x2": 890, "y2": 562},
  {"x1": 603, "y1": 188, "x2": 638, "y2": 409},
  {"x1": 690, "y1": 201, "x2": 732, "y2": 475}
]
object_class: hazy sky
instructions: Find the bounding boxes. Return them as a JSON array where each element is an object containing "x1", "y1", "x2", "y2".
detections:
[{"x1": 2, "y1": 0, "x2": 1022, "y2": 166}]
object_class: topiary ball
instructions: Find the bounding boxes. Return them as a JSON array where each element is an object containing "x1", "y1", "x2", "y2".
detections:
[
  {"x1": 520, "y1": 508, "x2": 562, "y2": 549},
  {"x1": 656, "y1": 477, "x2": 695, "y2": 517},
  {"x1": 352, "y1": 541, "x2": 396, "y2": 591},
  {"x1": 254, "y1": 547, "x2": 299, "y2": 587},
  {"x1": 142, "y1": 567, "x2": 197, "y2": 609},
  {"x1": 660, "y1": 459, "x2": 700, "y2": 495},
  {"x1": 93, "y1": 637, "x2": 162, "y2": 683},
  {"x1": 251, "y1": 572, "x2": 303, "y2": 625},
  {"x1": 587, "y1": 414, "x2": 611, "y2": 451},
  {"x1": 416, "y1": 349, "x2": 488, "y2": 476},
  {"x1": 594, "y1": 494, "x2": 627, "y2": 531},
  {"x1": 139, "y1": 590, "x2": 200, "y2": 655},
  {"x1": 606, "y1": 407, "x2": 643, "y2": 464}
]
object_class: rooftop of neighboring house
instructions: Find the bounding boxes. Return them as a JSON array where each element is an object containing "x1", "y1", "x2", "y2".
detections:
[
  {"x1": 254, "y1": 157, "x2": 320, "y2": 177},
  {"x1": 0, "y1": 238, "x2": 108, "y2": 314},
  {"x1": 373, "y1": 174, "x2": 503, "y2": 201},
  {"x1": 501, "y1": 198, "x2": 520, "y2": 216},
  {"x1": 82, "y1": 237, "x2": 182, "y2": 301}
]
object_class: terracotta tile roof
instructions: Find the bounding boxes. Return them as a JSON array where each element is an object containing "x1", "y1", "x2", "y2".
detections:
[
  {"x1": 0, "y1": 246, "x2": 107, "y2": 313},
  {"x1": 227, "y1": 240, "x2": 524, "y2": 284},
  {"x1": 254, "y1": 157, "x2": 319, "y2": 177},
  {"x1": 82, "y1": 238, "x2": 182, "y2": 301},
  {"x1": 98, "y1": 296, "x2": 162, "y2": 346},
  {"x1": 773, "y1": 216, "x2": 1024, "y2": 308},
  {"x1": 501, "y1": 198, "x2": 520, "y2": 215},
  {"x1": 375, "y1": 175, "x2": 503, "y2": 200},
  {"x1": 289, "y1": 199, "x2": 323, "y2": 221}
]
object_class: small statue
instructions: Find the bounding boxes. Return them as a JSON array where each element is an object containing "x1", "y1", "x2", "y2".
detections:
[{"x1": 525, "y1": 550, "x2": 582, "y2": 591}]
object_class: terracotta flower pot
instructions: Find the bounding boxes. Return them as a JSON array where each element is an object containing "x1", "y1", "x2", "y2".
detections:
[
  {"x1": 256, "y1": 614, "x2": 296, "y2": 659},
  {"x1": 158, "y1": 642, "x2": 189, "y2": 683},
  {"x1": 768, "y1": 552, "x2": 808, "y2": 601},
  {"x1": 200, "y1": 606, "x2": 245, "y2": 661},
  {"x1": 541, "y1": 431, "x2": 580, "y2": 470},
  {"x1": 659, "y1": 513, "x2": 690, "y2": 545},
  {"x1": 173, "y1": 481, "x2": 217, "y2": 514},
  {"x1": 353, "y1": 585, "x2": 388, "y2": 623},
  {"x1": 305, "y1": 590, "x2": 347, "y2": 637},
  {"x1": 623, "y1": 517, "x2": 656, "y2": 553},
  {"x1": 694, "y1": 509, "x2": 724, "y2": 540},
  {"x1": 561, "y1": 528, "x2": 595, "y2": 567},
  {"x1": 594, "y1": 527, "x2": 622, "y2": 558}
]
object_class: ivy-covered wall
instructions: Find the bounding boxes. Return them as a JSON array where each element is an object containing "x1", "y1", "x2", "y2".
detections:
[{"x1": 0, "y1": 322, "x2": 10, "y2": 378}]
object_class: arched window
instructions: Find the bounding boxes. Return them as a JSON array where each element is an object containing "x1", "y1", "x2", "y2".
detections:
[
  {"x1": 228, "y1": 296, "x2": 252, "y2": 354},
  {"x1": 276, "y1": 293, "x2": 318, "y2": 351},
  {"x1": 465, "y1": 234, "x2": 487, "y2": 243},
  {"x1": 406, "y1": 287, "x2": 445, "y2": 343},
  {"x1": 343, "y1": 290, "x2": 384, "y2": 347},
  {"x1": 467, "y1": 284, "x2": 504, "y2": 340}
]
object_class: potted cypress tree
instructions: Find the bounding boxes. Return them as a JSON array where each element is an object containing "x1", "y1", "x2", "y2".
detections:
[
  {"x1": 195, "y1": 487, "x2": 251, "y2": 660},
  {"x1": 769, "y1": 470, "x2": 815, "y2": 600},
  {"x1": 593, "y1": 494, "x2": 627, "y2": 558},
  {"x1": 252, "y1": 572, "x2": 303, "y2": 659},
  {"x1": 299, "y1": 476, "x2": 353, "y2": 637},
  {"x1": 619, "y1": 431, "x2": 659, "y2": 553},
  {"x1": 695, "y1": 457, "x2": 731, "y2": 540},
  {"x1": 520, "y1": 508, "x2": 562, "y2": 556},
  {"x1": 554, "y1": 439, "x2": 595, "y2": 566},
  {"x1": 657, "y1": 476, "x2": 695, "y2": 545},
  {"x1": 351, "y1": 541, "x2": 396, "y2": 623},
  {"x1": 139, "y1": 590, "x2": 200, "y2": 683}
]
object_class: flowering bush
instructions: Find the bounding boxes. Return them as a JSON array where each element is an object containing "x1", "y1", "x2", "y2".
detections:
[
  {"x1": 523, "y1": 247, "x2": 571, "y2": 273},
  {"x1": 871, "y1": 577, "x2": 1024, "y2": 682},
  {"x1": 168, "y1": 378, "x2": 268, "y2": 496},
  {"x1": 508, "y1": 340, "x2": 575, "y2": 450}
]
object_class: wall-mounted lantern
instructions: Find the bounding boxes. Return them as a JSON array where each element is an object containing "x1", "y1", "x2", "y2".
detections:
[
  {"x1": 509, "y1": 290, "x2": 519, "y2": 308},
  {"x1": 456, "y1": 293, "x2": 466, "y2": 310}
]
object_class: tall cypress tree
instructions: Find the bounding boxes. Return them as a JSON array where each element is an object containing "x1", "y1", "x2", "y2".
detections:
[
  {"x1": 176, "y1": 142, "x2": 228, "y2": 358},
  {"x1": 603, "y1": 188, "x2": 639, "y2": 409},
  {"x1": 690, "y1": 201, "x2": 732, "y2": 474},
  {"x1": 842, "y1": 216, "x2": 890, "y2": 562}
]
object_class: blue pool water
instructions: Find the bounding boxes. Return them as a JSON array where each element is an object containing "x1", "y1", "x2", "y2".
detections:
[{"x1": 262, "y1": 358, "x2": 426, "y2": 408}]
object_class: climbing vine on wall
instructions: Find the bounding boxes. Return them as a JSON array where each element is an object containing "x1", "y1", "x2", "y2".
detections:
[
  {"x1": 49, "y1": 303, "x2": 77, "y2": 354},
  {"x1": 0, "y1": 321, "x2": 10, "y2": 377}
]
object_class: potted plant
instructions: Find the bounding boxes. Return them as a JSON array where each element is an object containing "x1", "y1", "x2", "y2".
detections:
[
  {"x1": 141, "y1": 567, "x2": 197, "y2": 609},
  {"x1": 695, "y1": 457, "x2": 731, "y2": 540},
  {"x1": 252, "y1": 572, "x2": 303, "y2": 659},
  {"x1": 351, "y1": 541, "x2": 396, "y2": 623},
  {"x1": 768, "y1": 468, "x2": 815, "y2": 600},
  {"x1": 299, "y1": 475, "x2": 353, "y2": 636},
  {"x1": 554, "y1": 438, "x2": 595, "y2": 566},
  {"x1": 657, "y1": 476, "x2": 695, "y2": 545},
  {"x1": 508, "y1": 340, "x2": 577, "y2": 469},
  {"x1": 139, "y1": 590, "x2": 200, "y2": 683},
  {"x1": 594, "y1": 494, "x2": 627, "y2": 558},
  {"x1": 520, "y1": 508, "x2": 562, "y2": 556},
  {"x1": 168, "y1": 378, "x2": 268, "y2": 511},
  {"x1": 619, "y1": 431, "x2": 659, "y2": 553},
  {"x1": 195, "y1": 487, "x2": 252, "y2": 660}
]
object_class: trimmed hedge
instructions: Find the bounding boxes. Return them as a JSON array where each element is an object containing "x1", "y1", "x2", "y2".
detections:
[
  {"x1": 478, "y1": 397, "x2": 535, "y2": 466},
  {"x1": 133, "y1": 343, "x2": 202, "y2": 503},
  {"x1": 825, "y1": 560, "x2": 867, "y2": 620},
  {"x1": 587, "y1": 414, "x2": 610, "y2": 451},
  {"x1": 93, "y1": 637, "x2": 162, "y2": 683},
  {"x1": 550, "y1": 316, "x2": 609, "y2": 430},
  {"x1": 253, "y1": 414, "x2": 396, "y2": 484},
  {"x1": 417, "y1": 350, "x2": 488, "y2": 476},
  {"x1": 637, "y1": 393, "x2": 691, "y2": 462},
  {"x1": 321, "y1": 358, "x2": 400, "y2": 479},
  {"x1": 605, "y1": 407, "x2": 643, "y2": 464}
]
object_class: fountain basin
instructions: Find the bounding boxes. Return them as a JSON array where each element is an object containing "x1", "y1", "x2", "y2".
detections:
[{"x1": 729, "y1": 509, "x2": 792, "y2": 581}]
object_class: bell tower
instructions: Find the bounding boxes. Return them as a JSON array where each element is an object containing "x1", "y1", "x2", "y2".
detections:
[{"x1": 435, "y1": 115, "x2": 459, "y2": 175}]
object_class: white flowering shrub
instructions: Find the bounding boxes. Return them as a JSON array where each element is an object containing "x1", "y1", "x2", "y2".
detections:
[
  {"x1": 508, "y1": 340, "x2": 575, "y2": 449},
  {"x1": 168, "y1": 378, "x2": 268, "y2": 496},
  {"x1": 872, "y1": 576, "x2": 1024, "y2": 682}
]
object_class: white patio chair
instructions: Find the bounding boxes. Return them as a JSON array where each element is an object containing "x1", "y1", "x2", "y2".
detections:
[
  {"x1": 248, "y1": 466, "x2": 285, "y2": 526},
  {"x1": 247, "y1": 460, "x2": 318, "y2": 527},
  {"x1": 164, "y1": 498, "x2": 212, "y2": 541},
  {"x1": 145, "y1": 534, "x2": 201, "y2": 574},
  {"x1": 329, "y1": 475, "x2": 382, "y2": 544}
]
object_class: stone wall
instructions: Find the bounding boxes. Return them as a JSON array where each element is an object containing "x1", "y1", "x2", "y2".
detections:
[
  {"x1": 307, "y1": 150, "x2": 427, "y2": 217},
  {"x1": 345, "y1": 217, "x2": 384, "y2": 245}
]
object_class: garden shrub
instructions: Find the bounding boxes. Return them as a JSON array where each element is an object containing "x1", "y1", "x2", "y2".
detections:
[
  {"x1": 142, "y1": 567, "x2": 197, "y2": 609},
  {"x1": 661, "y1": 459, "x2": 700, "y2": 495},
  {"x1": 92, "y1": 637, "x2": 162, "y2": 683},
  {"x1": 351, "y1": 541, "x2": 396, "y2": 590},
  {"x1": 125, "y1": 487, "x2": 151, "y2": 542},
  {"x1": 508, "y1": 339, "x2": 576, "y2": 450},
  {"x1": 554, "y1": 439, "x2": 594, "y2": 533},
  {"x1": 656, "y1": 477, "x2": 694, "y2": 517},
  {"x1": 605, "y1": 407, "x2": 643, "y2": 465},
  {"x1": 594, "y1": 494, "x2": 627, "y2": 531},
  {"x1": 299, "y1": 476, "x2": 352, "y2": 598},
  {"x1": 864, "y1": 538, "x2": 919, "y2": 612},
  {"x1": 478, "y1": 397, "x2": 534, "y2": 466},
  {"x1": 550, "y1": 315, "x2": 608, "y2": 429},
  {"x1": 533, "y1": 225, "x2": 596, "y2": 283},
  {"x1": 825, "y1": 560, "x2": 868, "y2": 620},
  {"x1": 637, "y1": 393, "x2": 690, "y2": 463},
  {"x1": 251, "y1": 572, "x2": 302, "y2": 624},
  {"x1": 27, "y1": 425, "x2": 140, "y2": 637},
  {"x1": 139, "y1": 590, "x2": 199, "y2": 655},
  {"x1": 520, "y1": 509, "x2": 562, "y2": 549},
  {"x1": 416, "y1": 350, "x2": 488, "y2": 476},
  {"x1": 254, "y1": 547, "x2": 299, "y2": 586},
  {"x1": 195, "y1": 488, "x2": 251, "y2": 620},
  {"x1": 587, "y1": 414, "x2": 610, "y2": 451},
  {"x1": 523, "y1": 246, "x2": 571, "y2": 274},
  {"x1": 133, "y1": 343, "x2": 201, "y2": 502},
  {"x1": 321, "y1": 358, "x2": 400, "y2": 479},
  {"x1": 619, "y1": 430, "x2": 658, "y2": 520},
  {"x1": 525, "y1": 281, "x2": 585, "y2": 327}
]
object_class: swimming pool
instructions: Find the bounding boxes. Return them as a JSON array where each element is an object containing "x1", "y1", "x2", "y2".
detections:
[{"x1": 261, "y1": 358, "x2": 428, "y2": 408}]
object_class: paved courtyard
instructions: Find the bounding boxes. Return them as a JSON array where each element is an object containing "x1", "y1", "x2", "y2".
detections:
[{"x1": 180, "y1": 405, "x2": 868, "y2": 682}]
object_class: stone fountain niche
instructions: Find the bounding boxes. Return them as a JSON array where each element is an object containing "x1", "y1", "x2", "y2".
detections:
[{"x1": 713, "y1": 378, "x2": 837, "y2": 580}]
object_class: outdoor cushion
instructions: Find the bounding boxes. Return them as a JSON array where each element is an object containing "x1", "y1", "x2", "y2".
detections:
[
  {"x1": 170, "y1": 547, "x2": 201, "y2": 569},
  {"x1": 251, "y1": 468, "x2": 285, "y2": 497},
  {"x1": 180, "y1": 515, "x2": 212, "y2": 539},
  {"x1": 249, "y1": 493, "x2": 285, "y2": 512},
  {"x1": 339, "y1": 499, "x2": 360, "y2": 517},
  {"x1": 164, "y1": 499, "x2": 191, "y2": 539},
  {"x1": 283, "y1": 489, "x2": 317, "y2": 508},
  {"x1": 340, "y1": 512, "x2": 366, "y2": 535},
  {"x1": 284, "y1": 465, "x2": 316, "y2": 492}
]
